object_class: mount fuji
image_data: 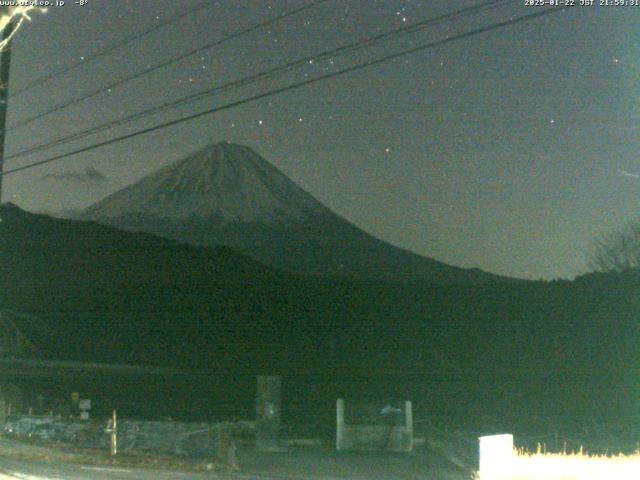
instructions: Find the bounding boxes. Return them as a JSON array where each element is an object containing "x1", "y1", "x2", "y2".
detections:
[{"x1": 81, "y1": 141, "x2": 502, "y2": 284}]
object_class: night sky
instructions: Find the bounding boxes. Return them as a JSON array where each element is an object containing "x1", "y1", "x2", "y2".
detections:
[{"x1": 2, "y1": 0, "x2": 638, "y2": 280}]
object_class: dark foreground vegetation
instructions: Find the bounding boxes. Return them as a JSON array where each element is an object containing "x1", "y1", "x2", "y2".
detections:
[{"x1": 1, "y1": 204, "x2": 637, "y2": 442}]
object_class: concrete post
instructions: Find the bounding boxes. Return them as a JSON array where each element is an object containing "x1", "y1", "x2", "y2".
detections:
[
  {"x1": 336, "y1": 398, "x2": 345, "y2": 451},
  {"x1": 256, "y1": 375, "x2": 281, "y2": 451},
  {"x1": 478, "y1": 434, "x2": 514, "y2": 479},
  {"x1": 404, "y1": 400, "x2": 413, "y2": 451}
]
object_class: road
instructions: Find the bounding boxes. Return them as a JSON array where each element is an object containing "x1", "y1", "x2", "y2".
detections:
[
  {"x1": 0, "y1": 453, "x2": 471, "y2": 480},
  {"x1": 0, "y1": 456, "x2": 356, "y2": 480},
  {"x1": 0, "y1": 439, "x2": 471, "y2": 480},
  {"x1": 0, "y1": 457, "x2": 228, "y2": 479}
]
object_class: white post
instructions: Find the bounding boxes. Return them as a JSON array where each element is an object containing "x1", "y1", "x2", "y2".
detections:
[
  {"x1": 404, "y1": 400, "x2": 413, "y2": 452},
  {"x1": 336, "y1": 398, "x2": 345, "y2": 451},
  {"x1": 478, "y1": 434, "x2": 514, "y2": 479},
  {"x1": 110, "y1": 409, "x2": 118, "y2": 456}
]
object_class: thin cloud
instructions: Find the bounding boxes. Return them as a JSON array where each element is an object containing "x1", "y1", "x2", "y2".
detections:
[
  {"x1": 618, "y1": 169, "x2": 640, "y2": 179},
  {"x1": 41, "y1": 167, "x2": 107, "y2": 184}
]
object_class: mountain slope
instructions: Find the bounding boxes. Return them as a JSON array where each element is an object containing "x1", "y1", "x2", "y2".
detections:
[
  {"x1": 0, "y1": 203, "x2": 280, "y2": 365},
  {"x1": 81, "y1": 142, "x2": 504, "y2": 284}
]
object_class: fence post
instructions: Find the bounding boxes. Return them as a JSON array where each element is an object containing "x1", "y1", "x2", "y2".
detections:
[
  {"x1": 256, "y1": 376, "x2": 281, "y2": 451},
  {"x1": 336, "y1": 398, "x2": 345, "y2": 451},
  {"x1": 0, "y1": 399, "x2": 6, "y2": 424},
  {"x1": 107, "y1": 409, "x2": 118, "y2": 456}
]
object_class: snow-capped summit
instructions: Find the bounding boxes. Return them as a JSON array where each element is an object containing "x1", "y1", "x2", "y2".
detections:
[{"x1": 84, "y1": 142, "x2": 327, "y2": 225}]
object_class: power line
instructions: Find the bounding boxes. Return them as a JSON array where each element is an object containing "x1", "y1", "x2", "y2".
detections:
[
  {"x1": 5, "y1": 0, "x2": 512, "y2": 162},
  {"x1": 12, "y1": 0, "x2": 216, "y2": 97},
  {"x1": 1, "y1": 5, "x2": 572, "y2": 178},
  {"x1": 4, "y1": 0, "x2": 331, "y2": 133}
]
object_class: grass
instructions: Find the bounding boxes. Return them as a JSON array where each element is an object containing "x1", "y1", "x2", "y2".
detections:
[{"x1": 475, "y1": 447, "x2": 640, "y2": 480}]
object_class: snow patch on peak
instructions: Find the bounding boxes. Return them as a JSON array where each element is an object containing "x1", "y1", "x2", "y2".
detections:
[{"x1": 84, "y1": 142, "x2": 328, "y2": 225}]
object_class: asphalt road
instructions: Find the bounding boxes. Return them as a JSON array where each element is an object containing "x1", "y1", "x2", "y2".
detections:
[
  {"x1": 0, "y1": 454, "x2": 470, "y2": 480},
  {"x1": 0, "y1": 441, "x2": 471, "y2": 480},
  {"x1": 0, "y1": 457, "x2": 224, "y2": 479},
  {"x1": 0, "y1": 456, "x2": 340, "y2": 480}
]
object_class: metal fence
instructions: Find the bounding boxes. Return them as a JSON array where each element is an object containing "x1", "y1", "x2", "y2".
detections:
[{"x1": 2, "y1": 414, "x2": 254, "y2": 458}]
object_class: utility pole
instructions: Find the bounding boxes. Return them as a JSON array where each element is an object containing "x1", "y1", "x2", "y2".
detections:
[{"x1": 0, "y1": 7, "x2": 16, "y2": 204}]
